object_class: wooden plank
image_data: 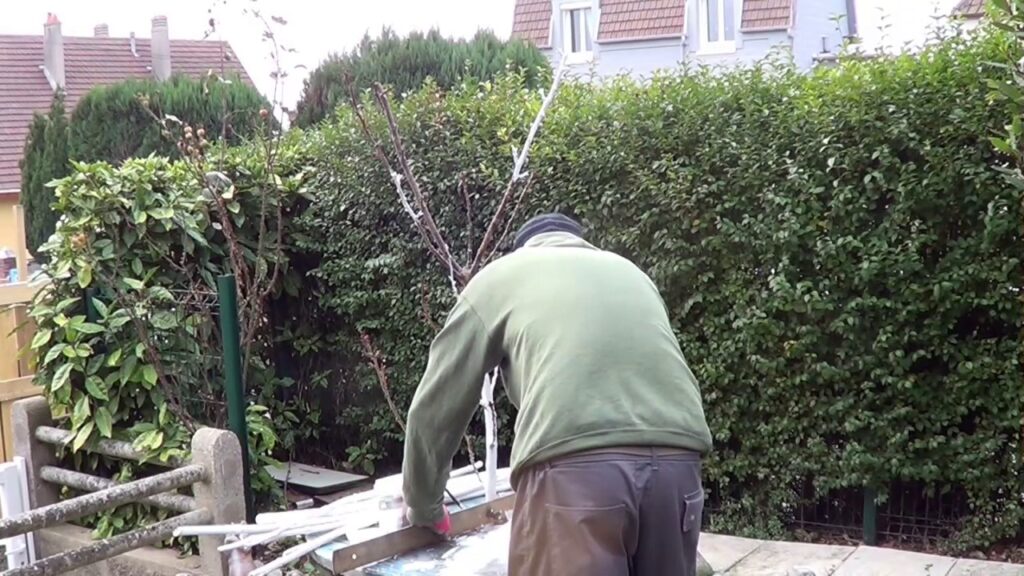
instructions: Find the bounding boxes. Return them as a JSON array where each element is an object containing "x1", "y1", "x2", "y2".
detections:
[
  {"x1": 0, "y1": 283, "x2": 40, "y2": 308},
  {"x1": 1, "y1": 398, "x2": 14, "y2": 462},
  {"x1": 0, "y1": 397, "x2": 7, "y2": 463},
  {"x1": 332, "y1": 494, "x2": 515, "y2": 573},
  {"x1": 14, "y1": 305, "x2": 35, "y2": 376},
  {"x1": 0, "y1": 377, "x2": 42, "y2": 463},
  {"x1": 13, "y1": 205, "x2": 27, "y2": 282},
  {"x1": 0, "y1": 377, "x2": 41, "y2": 403},
  {"x1": 0, "y1": 309, "x2": 19, "y2": 382}
]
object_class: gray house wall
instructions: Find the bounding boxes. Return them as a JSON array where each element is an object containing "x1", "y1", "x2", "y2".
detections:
[
  {"x1": 595, "y1": 38, "x2": 682, "y2": 77},
  {"x1": 790, "y1": 0, "x2": 851, "y2": 67},
  {"x1": 536, "y1": 0, "x2": 852, "y2": 79}
]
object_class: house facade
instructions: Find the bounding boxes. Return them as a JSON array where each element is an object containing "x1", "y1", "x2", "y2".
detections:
[
  {"x1": 952, "y1": 0, "x2": 984, "y2": 29},
  {"x1": 0, "y1": 14, "x2": 252, "y2": 255},
  {"x1": 511, "y1": 0, "x2": 857, "y2": 78}
]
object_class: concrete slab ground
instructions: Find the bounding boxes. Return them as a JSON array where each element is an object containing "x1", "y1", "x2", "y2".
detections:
[
  {"x1": 699, "y1": 534, "x2": 763, "y2": 573},
  {"x1": 330, "y1": 527, "x2": 1024, "y2": 576},
  {"x1": 948, "y1": 559, "x2": 1024, "y2": 576},
  {"x1": 723, "y1": 540, "x2": 856, "y2": 576},
  {"x1": 832, "y1": 546, "x2": 957, "y2": 576}
]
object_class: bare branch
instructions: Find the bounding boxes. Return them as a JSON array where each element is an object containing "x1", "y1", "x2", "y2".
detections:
[
  {"x1": 370, "y1": 84, "x2": 467, "y2": 285},
  {"x1": 358, "y1": 332, "x2": 406, "y2": 433},
  {"x1": 419, "y1": 284, "x2": 441, "y2": 333},
  {"x1": 459, "y1": 174, "x2": 473, "y2": 262},
  {"x1": 485, "y1": 174, "x2": 534, "y2": 263},
  {"x1": 344, "y1": 79, "x2": 453, "y2": 269},
  {"x1": 470, "y1": 58, "x2": 568, "y2": 274}
]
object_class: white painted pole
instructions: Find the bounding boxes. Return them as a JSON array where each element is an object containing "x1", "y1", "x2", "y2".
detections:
[{"x1": 481, "y1": 372, "x2": 497, "y2": 502}]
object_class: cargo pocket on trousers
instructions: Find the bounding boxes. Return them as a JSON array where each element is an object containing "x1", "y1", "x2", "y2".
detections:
[
  {"x1": 682, "y1": 489, "x2": 704, "y2": 534},
  {"x1": 543, "y1": 504, "x2": 630, "y2": 574}
]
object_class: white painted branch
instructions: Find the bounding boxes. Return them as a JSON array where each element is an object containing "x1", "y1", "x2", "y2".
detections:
[
  {"x1": 511, "y1": 55, "x2": 569, "y2": 182},
  {"x1": 390, "y1": 171, "x2": 422, "y2": 221},
  {"x1": 450, "y1": 461, "x2": 483, "y2": 478},
  {"x1": 248, "y1": 523, "x2": 354, "y2": 576},
  {"x1": 481, "y1": 371, "x2": 498, "y2": 502}
]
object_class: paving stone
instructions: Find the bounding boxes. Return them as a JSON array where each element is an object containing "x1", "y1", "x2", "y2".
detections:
[
  {"x1": 724, "y1": 540, "x2": 855, "y2": 576},
  {"x1": 832, "y1": 546, "x2": 956, "y2": 576},
  {"x1": 948, "y1": 559, "x2": 1024, "y2": 576},
  {"x1": 699, "y1": 533, "x2": 764, "y2": 573}
]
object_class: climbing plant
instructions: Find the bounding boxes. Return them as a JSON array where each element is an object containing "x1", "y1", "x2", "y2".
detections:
[{"x1": 29, "y1": 133, "x2": 313, "y2": 539}]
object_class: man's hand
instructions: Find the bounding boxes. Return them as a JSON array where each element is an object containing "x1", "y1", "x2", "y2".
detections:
[{"x1": 405, "y1": 506, "x2": 452, "y2": 536}]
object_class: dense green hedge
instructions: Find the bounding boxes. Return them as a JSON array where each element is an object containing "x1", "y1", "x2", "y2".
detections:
[
  {"x1": 294, "y1": 32, "x2": 1022, "y2": 550},
  {"x1": 293, "y1": 28, "x2": 549, "y2": 128},
  {"x1": 20, "y1": 94, "x2": 69, "y2": 260},
  {"x1": 69, "y1": 75, "x2": 268, "y2": 164},
  {"x1": 38, "y1": 31, "x2": 1022, "y2": 551},
  {"x1": 20, "y1": 76, "x2": 268, "y2": 258}
]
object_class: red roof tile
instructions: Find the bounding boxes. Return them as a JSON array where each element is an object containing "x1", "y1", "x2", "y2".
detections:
[
  {"x1": 952, "y1": 0, "x2": 985, "y2": 17},
  {"x1": 0, "y1": 34, "x2": 252, "y2": 193},
  {"x1": 598, "y1": 0, "x2": 686, "y2": 43},
  {"x1": 741, "y1": 0, "x2": 794, "y2": 31},
  {"x1": 511, "y1": 0, "x2": 553, "y2": 48}
]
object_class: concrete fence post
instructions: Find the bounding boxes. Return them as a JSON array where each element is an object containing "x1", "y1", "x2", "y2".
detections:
[
  {"x1": 191, "y1": 427, "x2": 245, "y2": 576},
  {"x1": 12, "y1": 397, "x2": 58, "y2": 510}
]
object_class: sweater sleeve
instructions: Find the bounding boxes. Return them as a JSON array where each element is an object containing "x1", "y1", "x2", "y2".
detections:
[{"x1": 402, "y1": 297, "x2": 500, "y2": 526}]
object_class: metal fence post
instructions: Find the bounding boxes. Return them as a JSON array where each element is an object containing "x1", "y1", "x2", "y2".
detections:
[
  {"x1": 12, "y1": 397, "x2": 58, "y2": 510},
  {"x1": 83, "y1": 288, "x2": 98, "y2": 322},
  {"x1": 215, "y1": 274, "x2": 253, "y2": 522},
  {"x1": 863, "y1": 486, "x2": 878, "y2": 546},
  {"x1": 192, "y1": 428, "x2": 245, "y2": 576}
]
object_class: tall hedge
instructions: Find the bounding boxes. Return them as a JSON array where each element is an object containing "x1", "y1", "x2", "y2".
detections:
[
  {"x1": 68, "y1": 75, "x2": 268, "y2": 164},
  {"x1": 34, "y1": 30, "x2": 1022, "y2": 552},
  {"x1": 294, "y1": 31, "x2": 1022, "y2": 551},
  {"x1": 293, "y1": 28, "x2": 550, "y2": 128},
  {"x1": 20, "y1": 94, "x2": 69, "y2": 259},
  {"x1": 20, "y1": 76, "x2": 268, "y2": 261}
]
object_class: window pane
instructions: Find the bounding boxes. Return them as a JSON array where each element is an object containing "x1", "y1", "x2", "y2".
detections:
[
  {"x1": 706, "y1": 0, "x2": 720, "y2": 43},
  {"x1": 571, "y1": 9, "x2": 581, "y2": 52},
  {"x1": 583, "y1": 9, "x2": 593, "y2": 51},
  {"x1": 723, "y1": 0, "x2": 735, "y2": 41}
]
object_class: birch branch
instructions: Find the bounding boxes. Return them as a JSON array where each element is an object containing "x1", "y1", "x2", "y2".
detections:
[{"x1": 470, "y1": 56, "x2": 568, "y2": 273}]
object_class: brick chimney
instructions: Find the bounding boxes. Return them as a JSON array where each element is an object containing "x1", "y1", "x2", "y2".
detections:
[
  {"x1": 151, "y1": 15, "x2": 171, "y2": 81},
  {"x1": 94, "y1": 23, "x2": 110, "y2": 38},
  {"x1": 43, "y1": 13, "x2": 65, "y2": 90}
]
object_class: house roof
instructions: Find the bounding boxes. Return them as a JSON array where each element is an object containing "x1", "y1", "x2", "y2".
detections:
[
  {"x1": 0, "y1": 34, "x2": 252, "y2": 194},
  {"x1": 511, "y1": 0, "x2": 553, "y2": 48},
  {"x1": 952, "y1": 0, "x2": 985, "y2": 17},
  {"x1": 597, "y1": 0, "x2": 686, "y2": 42},
  {"x1": 740, "y1": 0, "x2": 795, "y2": 31},
  {"x1": 511, "y1": 0, "x2": 796, "y2": 47}
]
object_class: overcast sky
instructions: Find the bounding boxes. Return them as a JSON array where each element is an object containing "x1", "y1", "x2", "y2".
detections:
[{"x1": 1, "y1": 0, "x2": 962, "y2": 111}]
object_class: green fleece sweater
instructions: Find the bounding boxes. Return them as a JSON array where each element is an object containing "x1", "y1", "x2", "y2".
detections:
[{"x1": 402, "y1": 232, "x2": 713, "y2": 525}]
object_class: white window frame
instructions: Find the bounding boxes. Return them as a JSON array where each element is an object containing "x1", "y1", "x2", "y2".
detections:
[
  {"x1": 698, "y1": 0, "x2": 737, "y2": 55},
  {"x1": 561, "y1": 1, "x2": 595, "y2": 64}
]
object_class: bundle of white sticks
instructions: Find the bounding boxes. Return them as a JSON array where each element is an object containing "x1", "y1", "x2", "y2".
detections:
[{"x1": 175, "y1": 462, "x2": 512, "y2": 576}]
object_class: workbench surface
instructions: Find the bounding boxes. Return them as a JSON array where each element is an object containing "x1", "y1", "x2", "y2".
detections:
[{"x1": 312, "y1": 495, "x2": 510, "y2": 575}]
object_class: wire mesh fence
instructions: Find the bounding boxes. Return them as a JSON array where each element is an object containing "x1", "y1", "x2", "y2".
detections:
[
  {"x1": 161, "y1": 287, "x2": 230, "y2": 431},
  {"x1": 704, "y1": 477, "x2": 975, "y2": 547}
]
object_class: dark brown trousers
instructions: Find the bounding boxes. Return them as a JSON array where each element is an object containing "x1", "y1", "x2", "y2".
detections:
[{"x1": 509, "y1": 447, "x2": 704, "y2": 576}]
